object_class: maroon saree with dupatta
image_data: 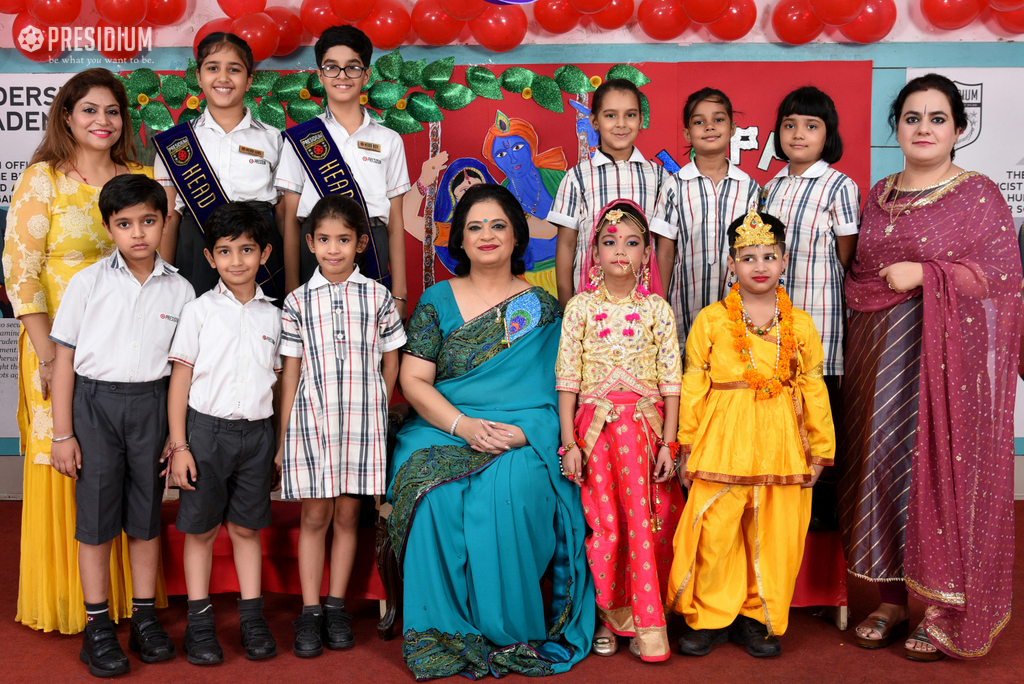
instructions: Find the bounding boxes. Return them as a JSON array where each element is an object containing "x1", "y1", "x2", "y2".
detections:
[{"x1": 842, "y1": 171, "x2": 1021, "y2": 658}]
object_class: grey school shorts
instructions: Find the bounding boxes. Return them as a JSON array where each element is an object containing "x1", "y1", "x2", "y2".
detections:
[
  {"x1": 73, "y1": 376, "x2": 168, "y2": 546},
  {"x1": 174, "y1": 408, "x2": 275, "y2": 535}
]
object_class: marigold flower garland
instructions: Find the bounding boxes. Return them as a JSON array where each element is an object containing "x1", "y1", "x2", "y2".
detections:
[{"x1": 725, "y1": 284, "x2": 797, "y2": 399}]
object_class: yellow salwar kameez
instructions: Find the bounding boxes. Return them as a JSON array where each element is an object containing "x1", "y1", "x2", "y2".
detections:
[
  {"x1": 666, "y1": 301, "x2": 834, "y2": 636},
  {"x1": 3, "y1": 163, "x2": 166, "y2": 634}
]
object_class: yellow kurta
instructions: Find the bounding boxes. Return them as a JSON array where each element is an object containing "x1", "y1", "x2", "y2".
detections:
[
  {"x1": 3, "y1": 162, "x2": 165, "y2": 634},
  {"x1": 667, "y1": 299, "x2": 835, "y2": 636}
]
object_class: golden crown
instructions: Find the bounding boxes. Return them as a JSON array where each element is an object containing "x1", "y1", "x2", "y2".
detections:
[{"x1": 733, "y1": 208, "x2": 776, "y2": 249}]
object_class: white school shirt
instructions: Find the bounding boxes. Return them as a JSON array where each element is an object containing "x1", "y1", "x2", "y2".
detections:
[
  {"x1": 760, "y1": 160, "x2": 861, "y2": 376},
  {"x1": 168, "y1": 281, "x2": 282, "y2": 420},
  {"x1": 274, "y1": 107, "x2": 411, "y2": 221},
  {"x1": 548, "y1": 147, "x2": 667, "y2": 291},
  {"x1": 50, "y1": 251, "x2": 195, "y2": 382},
  {"x1": 153, "y1": 108, "x2": 283, "y2": 213},
  {"x1": 651, "y1": 160, "x2": 760, "y2": 343}
]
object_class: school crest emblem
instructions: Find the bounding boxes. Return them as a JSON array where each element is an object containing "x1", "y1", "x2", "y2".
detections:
[
  {"x1": 167, "y1": 137, "x2": 192, "y2": 166},
  {"x1": 301, "y1": 132, "x2": 330, "y2": 161},
  {"x1": 954, "y1": 81, "x2": 982, "y2": 150}
]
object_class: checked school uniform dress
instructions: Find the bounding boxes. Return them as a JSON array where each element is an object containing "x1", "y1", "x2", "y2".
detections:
[{"x1": 280, "y1": 266, "x2": 406, "y2": 499}]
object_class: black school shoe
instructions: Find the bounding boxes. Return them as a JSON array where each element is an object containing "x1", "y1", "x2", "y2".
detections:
[
  {"x1": 677, "y1": 625, "x2": 729, "y2": 656},
  {"x1": 241, "y1": 614, "x2": 278, "y2": 660},
  {"x1": 80, "y1": 624, "x2": 130, "y2": 677},
  {"x1": 323, "y1": 607, "x2": 355, "y2": 650},
  {"x1": 292, "y1": 612, "x2": 323, "y2": 658},
  {"x1": 729, "y1": 615, "x2": 782, "y2": 657},
  {"x1": 128, "y1": 615, "x2": 176, "y2": 663},
  {"x1": 183, "y1": 620, "x2": 224, "y2": 665}
]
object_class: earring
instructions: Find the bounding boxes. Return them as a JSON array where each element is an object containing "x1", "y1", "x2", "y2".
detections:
[
  {"x1": 779, "y1": 275, "x2": 786, "y2": 287},
  {"x1": 589, "y1": 264, "x2": 605, "y2": 290}
]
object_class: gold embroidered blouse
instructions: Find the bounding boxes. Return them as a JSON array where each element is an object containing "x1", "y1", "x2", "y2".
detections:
[{"x1": 555, "y1": 287, "x2": 682, "y2": 399}]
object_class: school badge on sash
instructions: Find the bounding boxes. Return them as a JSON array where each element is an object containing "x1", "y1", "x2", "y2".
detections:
[
  {"x1": 283, "y1": 117, "x2": 391, "y2": 288},
  {"x1": 153, "y1": 121, "x2": 281, "y2": 293}
]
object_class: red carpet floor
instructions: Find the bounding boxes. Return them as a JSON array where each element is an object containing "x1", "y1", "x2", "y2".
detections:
[{"x1": 1, "y1": 499, "x2": 1021, "y2": 684}]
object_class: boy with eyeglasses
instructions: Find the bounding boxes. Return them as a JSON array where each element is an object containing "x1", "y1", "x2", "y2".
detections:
[{"x1": 275, "y1": 25, "x2": 410, "y2": 320}]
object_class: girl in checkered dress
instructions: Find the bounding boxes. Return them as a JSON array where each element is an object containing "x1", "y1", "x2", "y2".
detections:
[{"x1": 276, "y1": 195, "x2": 406, "y2": 656}]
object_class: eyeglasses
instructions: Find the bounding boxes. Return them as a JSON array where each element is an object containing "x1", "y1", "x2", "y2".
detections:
[{"x1": 319, "y1": 64, "x2": 367, "y2": 79}]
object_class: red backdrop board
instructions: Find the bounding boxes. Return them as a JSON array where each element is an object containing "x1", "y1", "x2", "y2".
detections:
[{"x1": 397, "y1": 60, "x2": 871, "y2": 307}]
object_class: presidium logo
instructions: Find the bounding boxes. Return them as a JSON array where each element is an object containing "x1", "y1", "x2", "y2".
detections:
[
  {"x1": 17, "y1": 25, "x2": 152, "y2": 55},
  {"x1": 166, "y1": 138, "x2": 193, "y2": 166},
  {"x1": 301, "y1": 132, "x2": 330, "y2": 161}
]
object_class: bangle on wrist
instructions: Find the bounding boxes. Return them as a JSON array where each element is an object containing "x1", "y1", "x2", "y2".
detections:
[
  {"x1": 393, "y1": 296, "x2": 407, "y2": 302},
  {"x1": 450, "y1": 412, "x2": 465, "y2": 436},
  {"x1": 416, "y1": 180, "x2": 430, "y2": 196},
  {"x1": 51, "y1": 433, "x2": 75, "y2": 443}
]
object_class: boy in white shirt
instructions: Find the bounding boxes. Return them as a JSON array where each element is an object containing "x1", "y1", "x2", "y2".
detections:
[
  {"x1": 166, "y1": 202, "x2": 283, "y2": 666},
  {"x1": 49, "y1": 174, "x2": 195, "y2": 677}
]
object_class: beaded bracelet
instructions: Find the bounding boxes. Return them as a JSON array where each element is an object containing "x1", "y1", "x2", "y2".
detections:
[
  {"x1": 450, "y1": 412, "x2": 465, "y2": 436},
  {"x1": 38, "y1": 353, "x2": 57, "y2": 367},
  {"x1": 557, "y1": 442, "x2": 576, "y2": 456}
]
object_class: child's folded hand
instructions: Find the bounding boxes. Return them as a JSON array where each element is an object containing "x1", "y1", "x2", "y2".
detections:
[
  {"x1": 50, "y1": 439, "x2": 81, "y2": 480},
  {"x1": 802, "y1": 464, "x2": 825, "y2": 488},
  {"x1": 272, "y1": 449, "x2": 283, "y2": 492},
  {"x1": 653, "y1": 445, "x2": 675, "y2": 483},
  {"x1": 560, "y1": 447, "x2": 583, "y2": 487},
  {"x1": 172, "y1": 449, "x2": 197, "y2": 491}
]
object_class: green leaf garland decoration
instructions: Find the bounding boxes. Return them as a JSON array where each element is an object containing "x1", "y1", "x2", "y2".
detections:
[
  {"x1": 306, "y1": 72, "x2": 325, "y2": 98},
  {"x1": 367, "y1": 81, "x2": 406, "y2": 110},
  {"x1": 639, "y1": 92, "x2": 650, "y2": 130},
  {"x1": 362, "y1": 75, "x2": 378, "y2": 93},
  {"x1": 273, "y1": 72, "x2": 309, "y2": 103},
  {"x1": 554, "y1": 65, "x2": 595, "y2": 95},
  {"x1": 499, "y1": 67, "x2": 533, "y2": 94},
  {"x1": 287, "y1": 99, "x2": 322, "y2": 125},
  {"x1": 605, "y1": 64, "x2": 651, "y2": 88},
  {"x1": 159, "y1": 74, "x2": 187, "y2": 109},
  {"x1": 422, "y1": 57, "x2": 455, "y2": 91},
  {"x1": 177, "y1": 107, "x2": 202, "y2": 126},
  {"x1": 199, "y1": 98, "x2": 207, "y2": 113},
  {"x1": 406, "y1": 92, "x2": 443, "y2": 122},
  {"x1": 367, "y1": 108, "x2": 384, "y2": 123},
  {"x1": 243, "y1": 92, "x2": 259, "y2": 112},
  {"x1": 185, "y1": 59, "x2": 200, "y2": 96},
  {"x1": 115, "y1": 74, "x2": 129, "y2": 90},
  {"x1": 127, "y1": 68, "x2": 160, "y2": 103},
  {"x1": 529, "y1": 75, "x2": 563, "y2": 113},
  {"x1": 433, "y1": 82, "x2": 475, "y2": 110},
  {"x1": 251, "y1": 70, "x2": 279, "y2": 98},
  {"x1": 382, "y1": 106, "x2": 423, "y2": 134},
  {"x1": 129, "y1": 107, "x2": 142, "y2": 136},
  {"x1": 140, "y1": 101, "x2": 174, "y2": 132},
  {"x1": 255, "y1": 99, "x2": 286, "y2": 130},
  {"x1": 374, "y1": 50, "x2": 404, "y2": 82},
  {"x1": 466, "y1": 67, "x2": 502, "y2": 100},
  {"x1": 399, "y1": 59, "x2": 427, "y2": 89}
]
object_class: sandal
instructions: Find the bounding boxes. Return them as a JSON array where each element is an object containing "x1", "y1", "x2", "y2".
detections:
[
  {"x1": 905, "y1": 625, "x2": 946, "y2": 662},
  {"x1": 592, "y1": 634, "x2": 618, "y2": 657},
  {"x1": 628, "y1": 637, "x2": 641, "y2": 659},
  {"x1": 854, "y1": 614, "x2": 909, "y2": 649}
]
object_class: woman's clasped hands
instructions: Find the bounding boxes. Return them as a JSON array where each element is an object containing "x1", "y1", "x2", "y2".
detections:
[{"x1": 457, "y1": 416, "x2": 527, "y2": 454}]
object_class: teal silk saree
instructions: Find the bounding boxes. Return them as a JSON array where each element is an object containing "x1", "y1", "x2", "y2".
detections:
[{"x1": 388, "y1": 282, "x2": 594, "y2": 680}]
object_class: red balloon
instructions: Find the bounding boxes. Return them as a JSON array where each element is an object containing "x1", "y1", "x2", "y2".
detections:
[
  {"x1": 637, "y1": 0, "x2": 691, "y2": 39},
  {"x1": 217, "y1": 0, "x2": 264, "y2": 19},
  {"x1": 534, "y1": 0, "x2": 582, "y2": 32},
  {"x1": 682, "y1": 0, "x2": 728, "y2": 23},
  {"x1": 810, "y1": 0, "x2": 865, "y2": 24},
  {"x1": 194, "y1": 17, "x2": 233, "y2": 55},
  {"x1": 12, "y1": 11, "x2": 63, "y2": 61},
  {"x1": 94, "y1": 18, "x2": 139, "y2": 61},
  {"x1": 355, "y1": 0, "x2": 410, "y2": 49},
  {"x1": 438, "y1": 0, "x2": 484, "y2": 21},
  {"x1": 568, "y1": 0, "x2": 609, "y2": 14},
  {"x1": 920, "y1": 0, "x2": 983, "y2": 29},
  {"x1": 994, "y1": 4, "x2": 1024, "y2": 29},
  {"x1": 990, "y1": 0, "x2": 1024, "y2": 10},
  {"x1": 468, "y1": 4, "x2": 527, "y2": 51},
  {"x1": 231, "y1": 12, "x2": 279, "y2": 61},
  {"x1": 265, "y1": 6, "x2": 304, "y2": 54},
  {"x1": 96, "y1": 0, "x2": 146, "y2": 26},
  {"x1": 592, "y1": 0, "x2": 634, "y2": 28},
  {"x1": 839, "y1": 0, "x2": 895, "y2": 41},
  {"x1": 707, "y1": 0, "x2": 756, "y2": 38},
  {"x1": 411, "y1": 0, "x2": 465, "y2": 44},
  {"x1": 771, "y1": 0, "x2": 824, "y2": 43},
  {"x1": 145, "y1": 0, "x2": 184, "y2": 25},
  {"x1": 300, "y1": 0, "x2": 343, "y2": 37},
  {"x1": 329, "y1": 0, "x2": 375, "y2": 21},
  {"x1": 27, "y1": 0, "x2": 79, "y2": 27},
  {"x1": 0, "y1": 0, "x2": 27, "y2": 14}
]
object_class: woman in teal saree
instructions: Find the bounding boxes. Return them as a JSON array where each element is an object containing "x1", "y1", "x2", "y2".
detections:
[{"x1": 389, "y1": 184, "x2": 594, "y2": 680}]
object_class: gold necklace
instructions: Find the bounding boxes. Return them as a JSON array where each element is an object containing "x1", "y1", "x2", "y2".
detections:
[
  {"x1": 467, "y1": 275, "x2": 515, "y2": 324},
  {"x1": 882, "y1": 171, "x2": 967, "y2": 236}
]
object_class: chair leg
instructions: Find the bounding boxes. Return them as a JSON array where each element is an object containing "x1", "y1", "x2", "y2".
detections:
[{"x1": 376, "y1": 513, "x2": 400, "y2": 641}]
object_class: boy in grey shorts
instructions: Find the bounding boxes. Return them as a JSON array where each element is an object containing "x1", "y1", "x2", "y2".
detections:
[
  {"x1": 166, "y1": 202, "x2": 282, "y2": 665},
  {"x1": 49, "y1": 174, "x2": 195, "y2": 677}
]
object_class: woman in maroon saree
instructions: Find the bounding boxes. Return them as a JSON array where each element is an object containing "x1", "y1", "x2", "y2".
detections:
[{"x1": 839, "y1": 73, "x2": 1022, "y2": 661}]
